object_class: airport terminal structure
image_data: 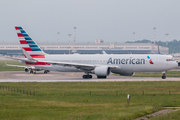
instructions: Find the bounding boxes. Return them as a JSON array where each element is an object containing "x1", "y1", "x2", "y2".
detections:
[{"x1": 0, "y1": 41, "x2": 168, "y2": 56}]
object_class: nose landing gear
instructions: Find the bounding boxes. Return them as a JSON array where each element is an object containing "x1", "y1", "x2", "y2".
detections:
[{"x1": 162, "y1": 71, "x2": 166, "y2": 79}]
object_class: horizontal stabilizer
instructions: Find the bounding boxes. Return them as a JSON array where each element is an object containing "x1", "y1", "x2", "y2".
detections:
[
  {"x1": 5, "y1": 61, "x2": 29, "y2": 68},
  {"x1": 5, "y1": 56, "x2": 37, "y2": 63}
]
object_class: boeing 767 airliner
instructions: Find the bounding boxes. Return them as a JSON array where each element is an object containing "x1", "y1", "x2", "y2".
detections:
[{"x1": 7, "y1": 26, "x2": 179, "y2": 79}]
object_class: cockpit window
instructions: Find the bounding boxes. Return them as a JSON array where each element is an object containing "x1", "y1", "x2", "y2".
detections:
[{"x1": 166, "y1": 59, "x2": 174, "y2": 61}]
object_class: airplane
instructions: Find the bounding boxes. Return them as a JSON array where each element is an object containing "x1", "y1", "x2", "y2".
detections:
[{"x1": 7, "y1": 26, "x2": 179, "y2": 79}]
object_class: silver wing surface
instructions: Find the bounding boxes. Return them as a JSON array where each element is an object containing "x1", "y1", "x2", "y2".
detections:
[{"x1": 38, "y1": 60, "x2": 117, "y2": 71}]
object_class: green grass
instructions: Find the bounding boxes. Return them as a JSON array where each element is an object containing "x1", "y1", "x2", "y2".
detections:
[
  {"x1": 1, "y1": 82, "x2": 180, "y2": 120},
  {"x1": 0, "y1": 60, "x2": 24, "y2": 71},
  {"x1": 151, "y1": 110, "x2": 180, "y2": 120},
  {"x1": 114, "y1": 71, "x2": 180, "y2": 77},
  {"x1": 133, "y1": 71, "x2": 180, "y2": 77}
]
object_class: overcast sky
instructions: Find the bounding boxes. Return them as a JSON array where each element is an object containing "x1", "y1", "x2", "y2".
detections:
[{"x1": 1, "y1": 0, "x2": 180, "y2": 43}]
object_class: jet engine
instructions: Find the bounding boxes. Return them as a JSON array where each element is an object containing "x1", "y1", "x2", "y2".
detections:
[
  {"x1": 94, "y1": 66, "x2": 110, "y2": 77},
  {"x1": 110, "y1": 68, "x2": 135, "y2": 76},
  {"x1": 24, "y1": 68, "x2": 29, "y2": 72}
]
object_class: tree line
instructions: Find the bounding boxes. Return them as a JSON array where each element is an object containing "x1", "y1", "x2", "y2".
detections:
[{"x1": 126, "y1": 39, "x2": 180, "y2": 54}]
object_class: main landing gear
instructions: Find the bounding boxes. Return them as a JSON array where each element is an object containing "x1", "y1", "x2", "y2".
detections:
[
  {"x1": 29, "y1": 70, "x2": 50, "y2": 74},
  {"x1": 82, "y1": 74, "x2": 107, "y2": 79},
  {"x1": 30, "y1": 70, "x2": 34, "y2": 74},
  {"x1": 82, "y1": 74, "x2": 92, "y2": 79},
  {"x1": 162, "y1": 71, "x2": 166, "y2": 79},
  {"x1": 30, "y1": 70, "x2": 36, "y2": 74},
  {"x1": 44, "y1": 70, "x2": 50, "y2": 74}
]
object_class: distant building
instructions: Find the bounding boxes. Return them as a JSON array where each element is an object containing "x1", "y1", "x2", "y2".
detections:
[
  {"x1": 0, "y1": 42, "x2": 168, "y2": 56},
  {"x1": 95, "y1": 39, "x2": 104, "y2": 43}
]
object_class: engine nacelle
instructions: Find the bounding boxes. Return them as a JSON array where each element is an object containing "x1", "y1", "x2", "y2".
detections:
[
  {"x1": 118, "y1": 72, "x2": 135, "y2": 76},
  {"x1": 24, "y1": 68, "x2": 29, "y2": 72},
  {"x1": 111, "y1": 68, "x2": 135, "y2": 76},
  {"x1": 94, "y1": 66, "x2": 110, "y2": 76}
]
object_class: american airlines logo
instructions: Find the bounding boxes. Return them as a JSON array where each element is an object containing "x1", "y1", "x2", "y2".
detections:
[
  {"x1": 107, "y1": 57, "x2": 145, "y2": 65},
  {"x1": 147, "y1": 56, "x2": 154, "y2": 64}
]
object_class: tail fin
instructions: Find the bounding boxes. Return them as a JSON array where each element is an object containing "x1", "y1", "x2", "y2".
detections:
[{"x1": 15, "y1": 26, "x2": 46, "y2": 59}]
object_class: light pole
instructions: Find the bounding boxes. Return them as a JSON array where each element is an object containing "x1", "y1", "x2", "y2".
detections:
[
  {"x1": 74, "y1": 27, "x2": 77, "y2": 52},
  {"x1": 68, "y1": 34, "x2": 72, "y2": 54},
  {"x1": 153, "y1": 27, "x2": 156, "y2": 54},
  {"x1": 57, "y1": 32, "x2": 60, "y2": 43},
  {"x1": 133, "y1": 32, "x2": 135, "y2": 43},
  {"x1": 165, "y1": 33, "x2": 169, "y2": 55}
]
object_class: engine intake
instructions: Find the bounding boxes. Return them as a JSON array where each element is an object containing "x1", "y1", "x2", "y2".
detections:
[{"x1": 24, "y1": 68, "x2": 29, "y2": 72}]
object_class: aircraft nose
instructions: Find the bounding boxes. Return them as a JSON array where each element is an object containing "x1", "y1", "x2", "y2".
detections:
[
  {"x1": 178, "y1": 62, "x2": 180, "y2": 66},
  {"x1": 171, "y1": 61, "x2": 179, "y2": 68}
]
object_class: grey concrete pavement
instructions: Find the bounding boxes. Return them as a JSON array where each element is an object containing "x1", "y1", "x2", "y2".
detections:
[{"x1": 0, "y1": 71, "x2": 180, "y2": 82}]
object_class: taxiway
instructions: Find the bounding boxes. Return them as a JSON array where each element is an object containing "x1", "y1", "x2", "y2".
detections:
[{"x1": 0, "y1": 71, "x2": 180, "y2": 82}]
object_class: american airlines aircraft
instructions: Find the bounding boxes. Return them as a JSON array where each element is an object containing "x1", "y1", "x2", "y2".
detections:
[{"x1": 7, "y1": 26, "x2": 179, "y2": 79}]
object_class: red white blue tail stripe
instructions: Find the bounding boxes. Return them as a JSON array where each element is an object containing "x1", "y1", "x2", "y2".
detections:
[{"x1": 15, "y1": 26, "x2": 46, "y2": 59}]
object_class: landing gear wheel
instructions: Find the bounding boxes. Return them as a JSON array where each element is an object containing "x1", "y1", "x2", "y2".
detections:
[
  {"x1": 162, "y1": 75, "x2": 166, "y2": 79},
  {"x1": 82, "y1": 75, "x2": 92, "y2": 79},
  {"x1": 97, "y1": 76, "x2": 107, "y2": 79},
  {"x1": 30, "y1": 70, "x2": 33, "y2": 74},
  {"x1": 162, "y1": 71, "x2": 166, "y2": 79},
  {"x1": 162, "y1": 72, "x2": 166, "y2": 79},
  {"x1": 88, "y1": 75, "x2": 92, "y2": 79},
  {"x1": 83, "y1": 75, "x2": 86, "y2": 79},
  {"x1": 44, "y1": 70, "x2": 48, "y2": 74}
]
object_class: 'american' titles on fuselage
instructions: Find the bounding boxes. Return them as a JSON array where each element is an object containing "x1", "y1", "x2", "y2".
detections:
[{"x1": 107, "y1": 57, "x2": 145, "y2": 65}]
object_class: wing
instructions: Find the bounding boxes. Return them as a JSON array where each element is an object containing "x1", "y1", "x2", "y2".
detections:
[{"x1": 38, "y1": 60, "x2": 117, "y2": 71}]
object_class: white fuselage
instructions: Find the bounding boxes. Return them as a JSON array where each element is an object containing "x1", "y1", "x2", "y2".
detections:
[{"x1": 21, "y1": 54, "x2": 178, "y2": 74}]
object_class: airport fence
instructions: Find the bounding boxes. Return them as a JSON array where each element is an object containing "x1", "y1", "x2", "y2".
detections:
[{"x1": 0, "y1": 85, "x2": 35, "y2": 96}]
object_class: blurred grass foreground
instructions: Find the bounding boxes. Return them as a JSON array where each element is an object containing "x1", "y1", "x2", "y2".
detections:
[{"x1": 0, "y1": 82, "x2": 180, "y2": 120}]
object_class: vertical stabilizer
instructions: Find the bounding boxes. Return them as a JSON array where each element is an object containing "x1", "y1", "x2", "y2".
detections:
[{"x1": 15, "y1": 26, "x2": 47, "y2": 59}]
